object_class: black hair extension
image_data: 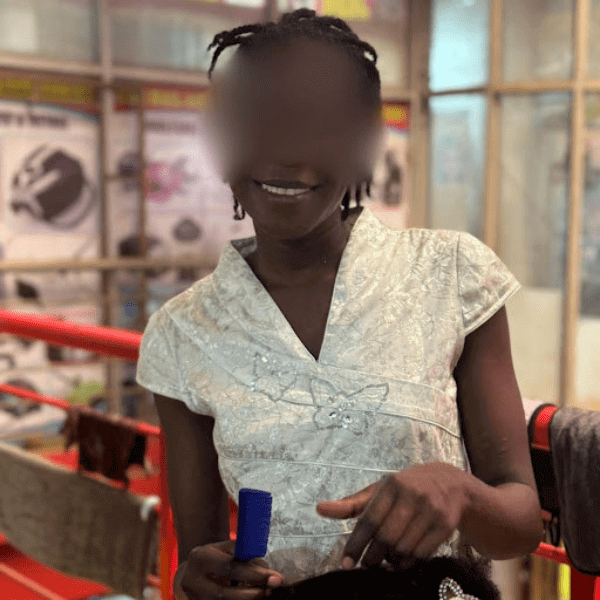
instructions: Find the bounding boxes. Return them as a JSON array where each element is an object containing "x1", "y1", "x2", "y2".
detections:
[{"x1": 266, "y1": 554, "x2": 500, "y2": 600}]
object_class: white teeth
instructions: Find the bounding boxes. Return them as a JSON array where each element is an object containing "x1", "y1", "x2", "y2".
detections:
[{"x1": 261, "y1": 183, "x2": 310, "y2": 196}]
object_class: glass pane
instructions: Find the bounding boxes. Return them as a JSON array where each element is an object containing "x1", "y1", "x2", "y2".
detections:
[
  {"x1": 0, "y1": 0, "x2": 98, "y2": 62},
  {"x1": 498, "y1": 94, "x2": 570, "y2": 404},
  {"x1": 429, "y1": 94, "x2": 486, "y2": 237},
  {"x1": 365, "y1": 103, "x2": 410, "y2": 229},
  {"x1": 277, "y1": 0, "x2": 409, "y2": 88},
  {"x1": 588, "y1": 0, "x2": 600, "y2": 77},
  {"x1": 504, "y1": 0, "x2": 573, "y2": 81},
  {"x1": 111, "y1": 0, "x2": 267, "y2": 72},
  {"x1": 576, "y1": 95, "x2": 600, "y2": 410},
  {"x1": 429, "y1": 0, "x2": 489, "y2": 92}
]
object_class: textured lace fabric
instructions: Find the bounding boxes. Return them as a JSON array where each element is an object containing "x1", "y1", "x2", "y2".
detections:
[{"x1": 136, "y1": 207, "x2": 520, "y2": 585}]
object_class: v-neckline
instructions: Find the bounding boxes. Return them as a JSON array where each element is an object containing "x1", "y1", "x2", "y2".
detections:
[{"x1": 228, "y1": 207, "x2": 367, "y2": 365}]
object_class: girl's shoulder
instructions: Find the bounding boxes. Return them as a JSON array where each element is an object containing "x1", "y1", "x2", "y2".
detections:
[
  {"x1": 147, "y1": 276, "x2": 214, "y2": 332},
  {"x1": 385, "y1": 226, "x2": 492, "y2": 263},
  {"x1": 378, "y1": 225, "x2": 463, "y2": 262},
  {"x1": 365, "y1": 208, "x2": 461, "y2": 248},
  {"x1": 396, "y1": 227, "x2": 460, "y2": 244}
]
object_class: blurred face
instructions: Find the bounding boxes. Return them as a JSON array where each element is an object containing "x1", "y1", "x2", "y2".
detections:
[{"x1": 210, "y1": 38, "x2": 383, "y2": 240}]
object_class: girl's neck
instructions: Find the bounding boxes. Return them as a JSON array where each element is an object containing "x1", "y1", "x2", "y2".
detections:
[{"x1": 246, "y1": 208, "x2": 360, "y2": 288}]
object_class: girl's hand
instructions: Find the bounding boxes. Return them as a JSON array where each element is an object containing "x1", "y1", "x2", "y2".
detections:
[
  {"x1": 315, "y1": 462, "x2": 471, "y2": 569},
  {"x1": 179, "y1": 539, "x2": 285, "y2": 600}
]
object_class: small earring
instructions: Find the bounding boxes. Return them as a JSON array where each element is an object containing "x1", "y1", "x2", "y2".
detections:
[{"x1": 233, "y1": 197, "x2": 246, "y2": 220}]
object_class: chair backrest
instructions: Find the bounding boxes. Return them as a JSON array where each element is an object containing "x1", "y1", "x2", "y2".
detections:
[
  {"x1": 524, "y1": 399, "x2": 600, "y2": 577},
  {"x1": 0, "y1": 441, "x2": 159, "y2": 599},
  {"x1": 547, "y1": 405, "x2": 600, "y2": 577},
  {"x1": 523, "y1": 399, "x2": 560, "y2": 530}
]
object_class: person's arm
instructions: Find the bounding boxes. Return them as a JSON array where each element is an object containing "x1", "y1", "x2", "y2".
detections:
[
  {"x1": 454, "y1": 306, "x2": 544, "y2": 560},
  {"x1": 154, "y1": 393, "x2": 231, "y2": 598}
]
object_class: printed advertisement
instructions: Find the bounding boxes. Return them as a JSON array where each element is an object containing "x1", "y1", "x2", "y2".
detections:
[{"x1": 0, "y1": 99, "x2": 101, "y2": 306}]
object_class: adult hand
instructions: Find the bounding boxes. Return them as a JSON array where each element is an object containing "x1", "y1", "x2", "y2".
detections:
[
  {"x1": 315, "y1": 462, "x2": 471, "y2": 569},
  {"x1": 179, "y1": 539, "x2": 285, "y2": 600}
]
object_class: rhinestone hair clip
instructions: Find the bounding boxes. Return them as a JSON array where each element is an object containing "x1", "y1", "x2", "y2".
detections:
[{"x1": 438, "y1": 577, "x2": 482, "y2": 600}]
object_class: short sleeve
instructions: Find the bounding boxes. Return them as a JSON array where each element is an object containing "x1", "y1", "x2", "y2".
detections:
[
  {"x1": 457, "y1": 232, "x2": 521, "y2": 336},
  {"x1": 136, "y1": 307, "x2": 199, "y2": 410}
]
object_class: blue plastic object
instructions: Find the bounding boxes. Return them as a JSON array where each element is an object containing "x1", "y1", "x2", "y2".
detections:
[{"x1": 234, "y1": 488, "x2": 272, "y2": 561}]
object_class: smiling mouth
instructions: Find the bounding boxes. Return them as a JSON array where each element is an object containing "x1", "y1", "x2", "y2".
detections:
[{"x1": 252, "y1": 179, "x2": 319, "y2": 197}]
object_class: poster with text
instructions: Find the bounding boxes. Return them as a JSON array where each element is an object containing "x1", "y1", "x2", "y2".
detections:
[
  {"x1": 0, "y1": 100, "x2": 101, "y2": 305},
  {"x1": 0, "y1": 101, "x2": 99, "y2": 235}
]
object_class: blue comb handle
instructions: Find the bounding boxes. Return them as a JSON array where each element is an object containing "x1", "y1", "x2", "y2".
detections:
[{"x1": 234, "y1": 488, "x2": 272, "y2": 561}]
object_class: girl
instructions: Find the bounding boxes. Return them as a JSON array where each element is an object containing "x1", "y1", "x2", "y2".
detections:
[{"x1": 137, "y1": 9, "x2": 543, "y2": 600}]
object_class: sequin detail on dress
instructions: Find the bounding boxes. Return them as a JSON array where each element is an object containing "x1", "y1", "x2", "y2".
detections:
[{"x1": 310, "y1": 378, "x2": 388, "y2": 436}]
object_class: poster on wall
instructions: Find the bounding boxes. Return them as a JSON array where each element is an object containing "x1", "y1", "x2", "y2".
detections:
[
  {"x1": 45, "y1": 362, "x2": 106, "y2": 407},
  {"x1": 0, "y1": 368, "x2": 67, "y2": 441},
  {"x1": 109, "y1": 90, "x2": 255, "y2": 282},
  {"x1": 110, "y1": 202, "x2": 209, "y2": 278},
  {"x1": 365, "y1": 102, "x2": 410, "y2": 230},
  {"x1": 0, "y1": 99, "x2": 101, "y2": 306},
  {"x1": 42, "y1": 304, "x2": 101, "y2": 364},
  {"x1": 0, "y1": 361, "x2": 105, "y2": 441},
  {"x1": 0, "y1": 101, "x2": 99, "y2": 234},
  {"x1": 2, "y1": 233, "x2": 100, "y2": 307},
  {"x1": 0, "y1": 334, "x2": 47, "y2": 372},
  {"x1": 0, "y1": 303, "x2": 100, "y2": 369}
]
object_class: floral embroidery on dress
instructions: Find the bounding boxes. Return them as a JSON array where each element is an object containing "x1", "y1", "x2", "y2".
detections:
[
  {"x1": 251, "y1": 353, "x2": 298, "y2": 402},
  {"x1": 310, "y1": 378, "x2": 389, "y2": 435}
]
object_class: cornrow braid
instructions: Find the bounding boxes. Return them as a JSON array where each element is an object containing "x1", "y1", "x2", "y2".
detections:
[
  {"x1": 207, "y1": 8, "x2": 382, "y2": 218},
  {"x1": 207, "y1": 22, "x2": 267, "y2": 80}
]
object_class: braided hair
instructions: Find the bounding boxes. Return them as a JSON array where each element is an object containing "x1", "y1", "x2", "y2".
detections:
[{"x1": 207, "y1": 9, "x2": 381, "y2": 219}]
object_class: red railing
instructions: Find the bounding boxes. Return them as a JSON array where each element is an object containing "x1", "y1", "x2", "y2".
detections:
[
  {"x1": 0, "y1": 308, "x2": 598, "y2": 600},
  {"x1": 0, "y1": 309, "x2": 177, "y2": 600}
]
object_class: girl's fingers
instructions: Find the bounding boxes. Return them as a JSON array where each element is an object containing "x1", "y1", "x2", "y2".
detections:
[
  {"x1": 342, "y1": 478, "x2": 399, "y2": 567},
  {"x1": 252, "y1": 558, "x2": 270, "y2": 570},
  {"x1": 360, "y1": 538, "x2": 391, "y2": 568},
  {"x1": 267, "y1": 574, "x2": 283, "y2": 587},
  {"x1": 359, "y1": 504, "x2": 415, "y2": 568},
  {"x1": 393, "y1": 512, "x2": 431, "y2": 557},
  {"x1": 412, "y1": 527, "x2": 454, "y2": 559},
  {"x1": 341, "y1": 515, "x2": 380, "y2": 568},
  {"x1": 184, "y1": 576, "x2": 264, "y2": 600},
  {"x1": 206, "y1": 560, "x2": 277, "y2": 589}
]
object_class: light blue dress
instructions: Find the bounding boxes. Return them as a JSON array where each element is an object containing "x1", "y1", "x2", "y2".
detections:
[{"x1": 136, "y1": 207, "x2": 520, "y2": 584}]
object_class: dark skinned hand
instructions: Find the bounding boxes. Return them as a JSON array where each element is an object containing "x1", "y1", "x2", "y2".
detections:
[
  {"x1": 315, "y1": 462, "x2": 471, "y2": 569},
  {"x1": 179, "y1": 539, "x2": 284, "y2": 600}
]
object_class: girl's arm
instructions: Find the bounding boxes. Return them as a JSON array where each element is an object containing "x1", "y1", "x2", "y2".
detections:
[
  {"x1": 154, "y1": 394, "x2": 231, "y2": 594},
  {"x1": 454, "y1": 306, "x2": 544, "y2": 560}
]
